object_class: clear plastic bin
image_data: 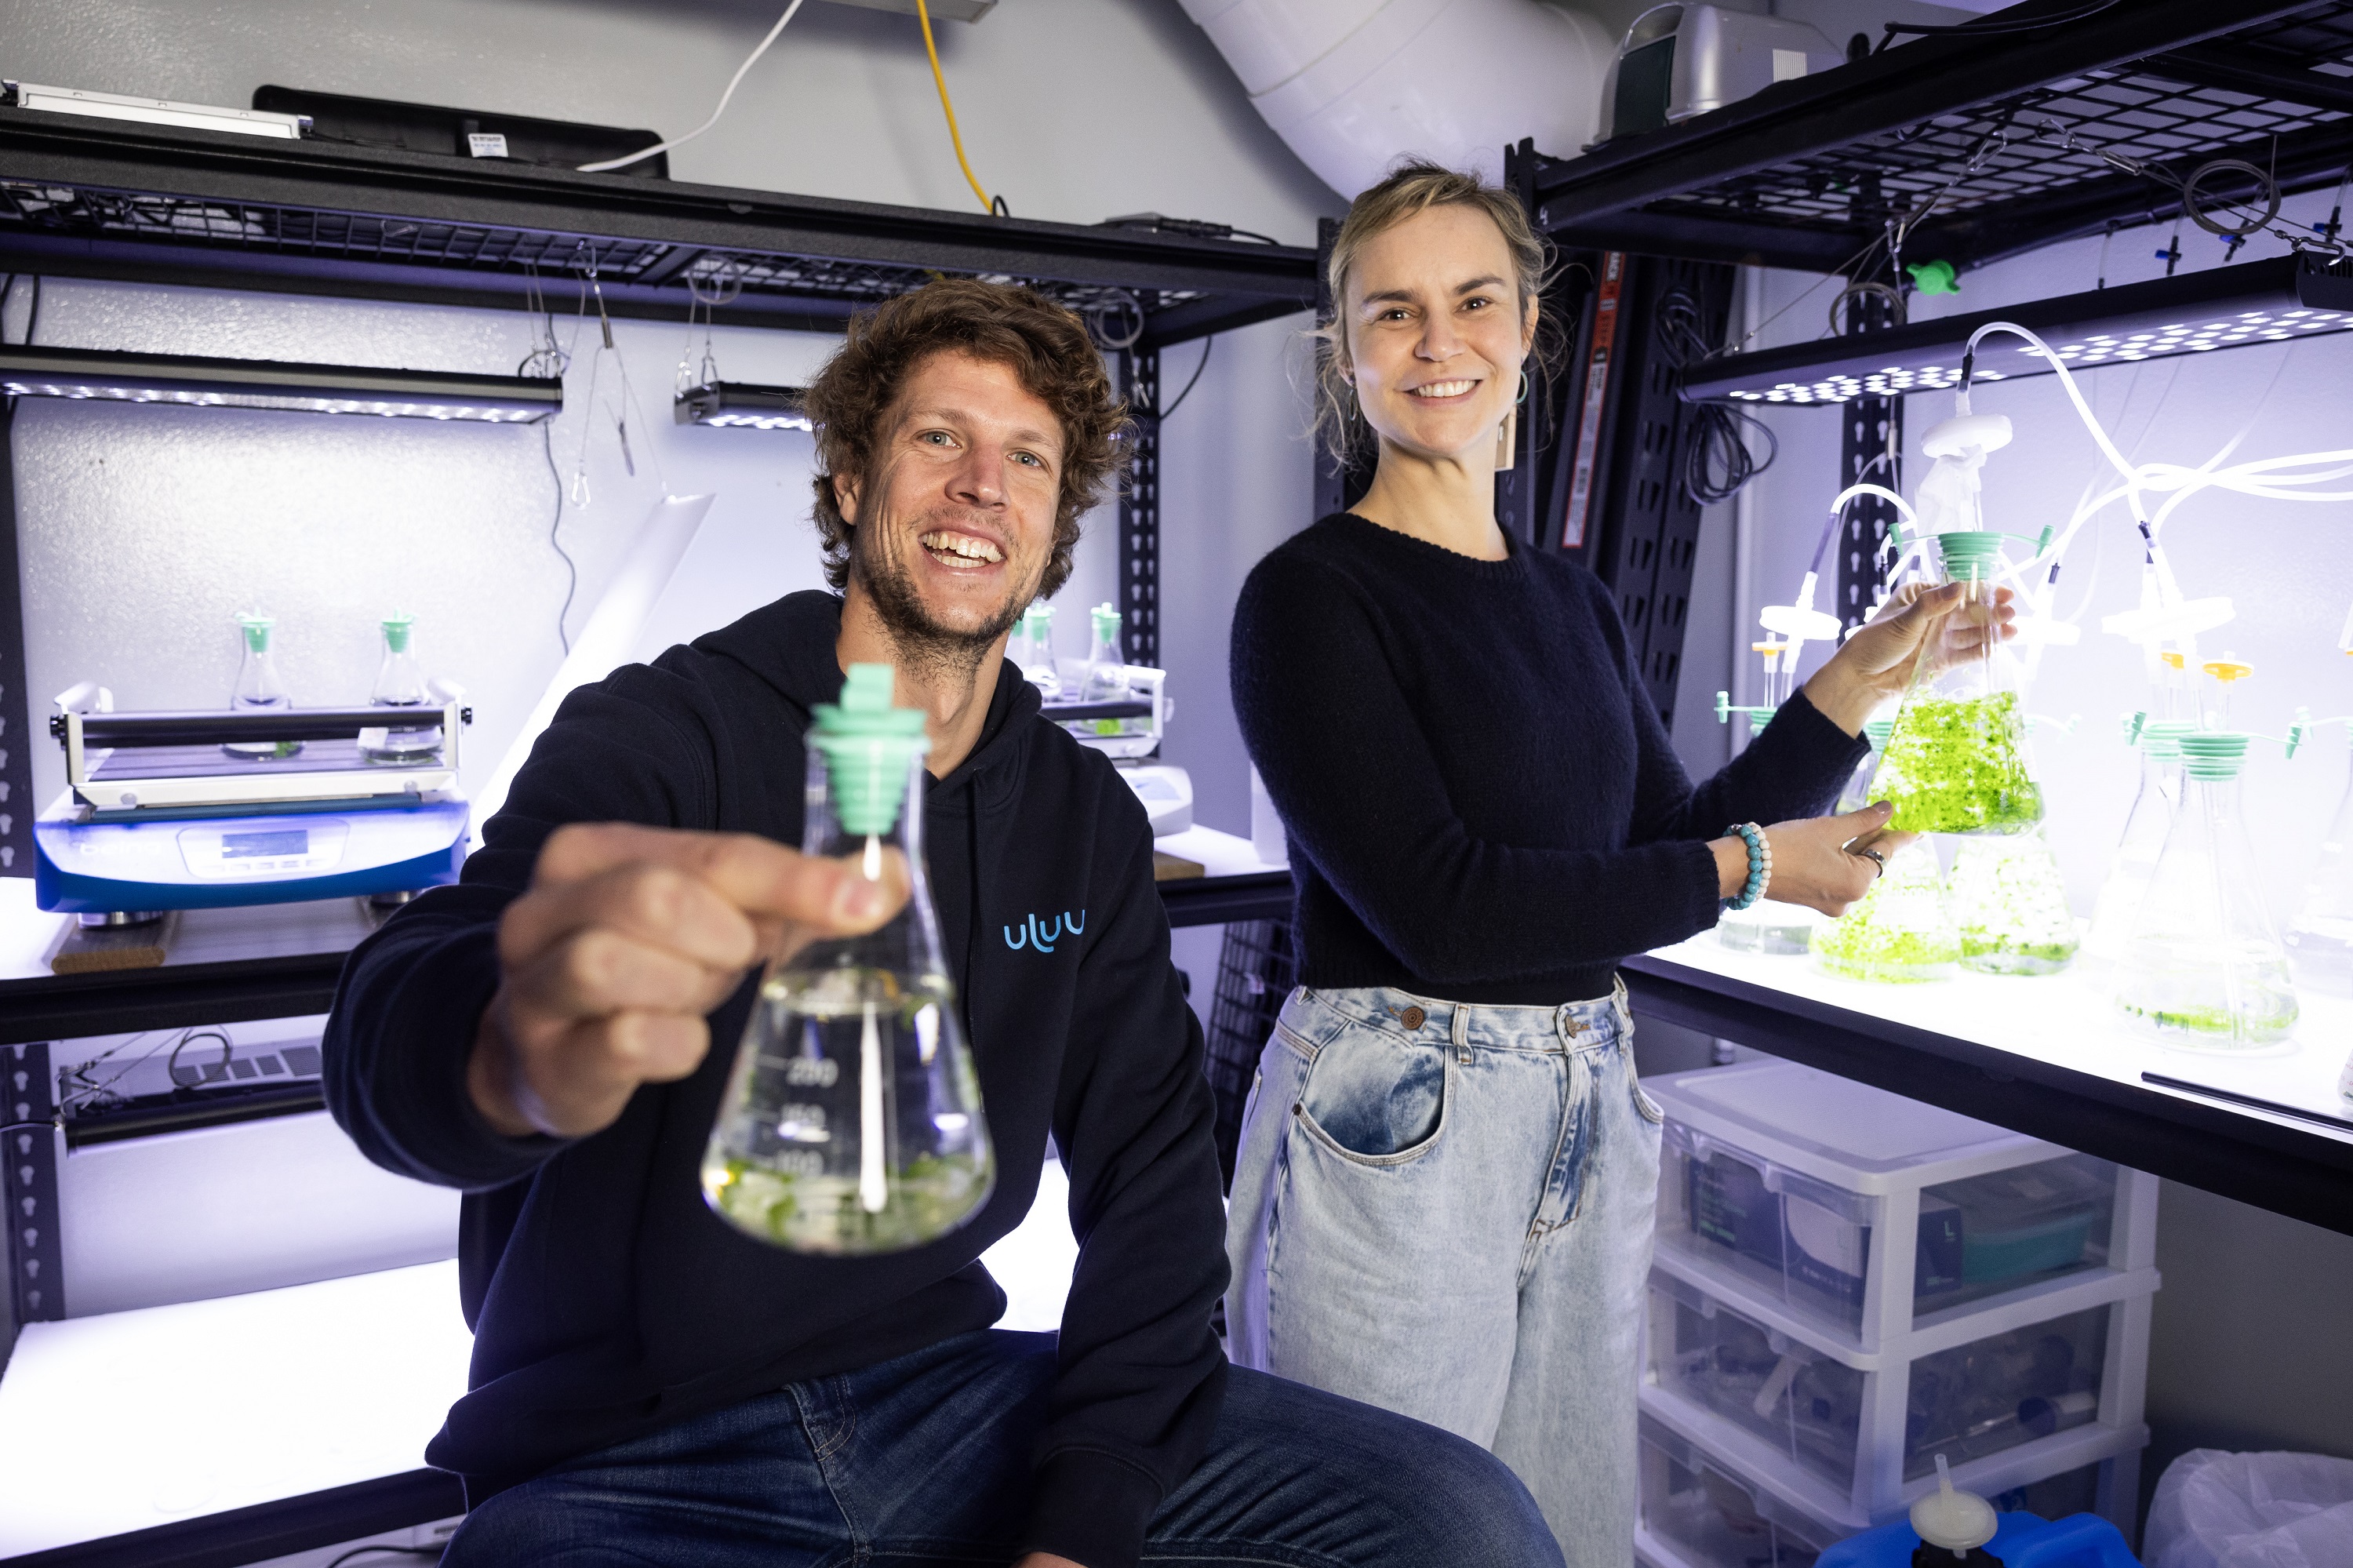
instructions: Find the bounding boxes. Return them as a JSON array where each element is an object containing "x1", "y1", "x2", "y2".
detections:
[
  {"x1": 1647, "y1": 1271, "x2": 2114, "y2": 1495},
  {"x1": 1640, "y1": 1413, "x2": 1845, "y2": 1568},
  {"x1": 1649, "y1": 1062, "x2": 2130, "y2": 1346}
]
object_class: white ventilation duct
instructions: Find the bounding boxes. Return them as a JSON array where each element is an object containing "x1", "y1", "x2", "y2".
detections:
[{"x1": 1176, "y1": 0, "x2": 1615, "y2": 202}]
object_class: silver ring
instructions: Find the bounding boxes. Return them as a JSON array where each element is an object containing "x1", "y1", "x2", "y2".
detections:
[{"x1": 1852, "y1": 846, "x2": 1886, "y2": 878}]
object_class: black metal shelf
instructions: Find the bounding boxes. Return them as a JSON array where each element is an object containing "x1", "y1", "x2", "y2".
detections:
[
  {"x1": 0, "y1": 107, "x2": 1318, "y2": 348},
  {"x1": 1522, "y1": 0, "x2": 2353, "y2": 275},
  {"x1": 1624, "y1": 952, "x2": 2353, "y2": 1240}
]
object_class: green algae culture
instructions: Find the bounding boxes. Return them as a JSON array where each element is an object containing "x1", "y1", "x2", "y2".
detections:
[
  {"x1": 1873, "y1": 691, "x2": 2044, "y2": 835},
  {"x1": 1812, "y1": 841, "x2": 1960, "y2": 984},
  {"x1": 1949, "y1": 831, "x2": 2078, "y2": 975}
]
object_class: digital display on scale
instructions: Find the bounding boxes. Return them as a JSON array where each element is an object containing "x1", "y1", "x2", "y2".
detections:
[{"x1": 221, "y1": 828, "x2": 309, "y2": 860}]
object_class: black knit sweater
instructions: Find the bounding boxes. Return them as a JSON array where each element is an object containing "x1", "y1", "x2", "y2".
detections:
[{"x1": 1231, "y1": 513, "x2": 1868, "y2": 1005}]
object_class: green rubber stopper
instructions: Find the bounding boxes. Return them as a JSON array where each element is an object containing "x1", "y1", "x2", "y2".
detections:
[
  {"x1": 237, "y1": 613, "x2": 274, "y2": 653},
  {"x1": 1935, "y1": 531, "x2": 2007, "y2": 579},
  {"x1": 1023, "y1": 602, "x2": 1053, "y2": 635},
  {"x1": 1908, "y1": 260, "x2": 1961, "y2": 296},
  {"x1": 809, "y1": 664, "x2": 929, "y2": 836},
  {"x1": 1092, "y1": 603, "x2": 1122, "y2": 640},
  {"x1": 2140, "y1": 719, "x2": 2195, "y2": 759},
  {"x1": 381, "y1": 613, "x2": 415, "y2": 654},
  {"x1": 2178, "y1": 730, "x2": 2249, "y2": 780},
  {"x1": 1864, "y1": 719, "x2": 1895, "y2": 750}
]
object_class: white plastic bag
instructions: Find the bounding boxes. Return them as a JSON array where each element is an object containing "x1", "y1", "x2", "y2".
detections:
[{"x1": 2144, "y1": 1449, "x2": 2353, "y2": 1568}]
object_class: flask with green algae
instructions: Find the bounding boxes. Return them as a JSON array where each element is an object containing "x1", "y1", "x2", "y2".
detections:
[
  {"x1": 2115, "y1": 732, "x2": 2300, "y2": 1049},
  {"x1": 1871, "y1": 533, "x2": 2045, "y2": 836},
  {"x1": 702, "y1": 664, "x2": 995, "y2": 1253},
  {"x1": 1810, "y1": 839, "x2": 1961, "y2": 984},
  {"x1": 1948, "y1": 828, "x2": 2078, "y2": 975}
]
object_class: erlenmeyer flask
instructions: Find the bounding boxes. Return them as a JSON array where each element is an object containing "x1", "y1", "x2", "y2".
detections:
[
  {"x1": 2284, "y1": 729, "x2": 2353, "y2": 997},
  {"x1": 1949, "y1": 828, "x2": 2077, "y2": 975},
  {"x1": 225, "y1": 613, "x2": 301, "y2": 759},
  {"x1": 1013, "y1": 602, "x2": 1061, "y2": 698},
  {"x1": 1811, "y1": 839, "x2": 1960, "y2": 984},
  {"x1": 1835, "y1": 717, "x2": 1898, "y2": 814},
  {"x1": 1716, "y1": 705, "x2": 1821, "y2": 955},
  {"x1": 1873, "y1": 533, "x2": 2044, "y2": 835},
  {"x1": 361, "y1": 613, "x2": 444, "y2": 764},
  {"x1": 2079, "y1": 721, "x2": 2191, "y2": 972},
  {"x1": 703, "y1": 664, "x2": 995, "y2": 1253},
  {"x1": 2115, "y1": 733, "x2": 2299, "y2": 1048}
]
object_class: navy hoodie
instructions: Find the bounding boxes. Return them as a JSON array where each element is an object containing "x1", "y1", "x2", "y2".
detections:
[{"x1": 324, "y1": 591, "x2": 1227, "y2": 1568}]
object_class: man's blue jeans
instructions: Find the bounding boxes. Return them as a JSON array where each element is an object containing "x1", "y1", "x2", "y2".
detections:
[{"x1": 444, "y1": 1328, "x2": 1563, "y2": 1567}]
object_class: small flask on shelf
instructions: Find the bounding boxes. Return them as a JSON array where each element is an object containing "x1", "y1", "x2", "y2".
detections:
[
  {"x1": 1011, "y1": 602, "x2": 1061, "y2": 698},
  {"x1": 2115, "y1": 732, "x2": 2299, "y2": 1048},
  {"x1": 1810, "y1": 838, "x2": 1960, "y2": 984},
  {"x1": 1718, "y1": 707, "x2": 1827, "y2": 955},
  {"x1": 362, "y1": 613, "x2": 444, "y2": 764},
  {"x1": 703, "y1": 664, "x2": 995, "y2": 1253},
  {"x1": 1872, "y1": 532, "x2": 2045, "y2": 836},
  {"x1": 224, "y1": 612, "x2": 300, "y2": 759},
  {"x1": 1071, "y1": 602, "x2": 1133, "y2": 740},
  {"x1": 1948, "y1": 828, "x2": 2078, "y2": 975},
  {"x1": 2080, "y1": 719, "x2": 2192, "y2": 973}
]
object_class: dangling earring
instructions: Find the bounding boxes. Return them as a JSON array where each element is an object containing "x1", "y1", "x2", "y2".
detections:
[{"x1": 1496, "y1": 402, "x2": 1518, "y2": 471}]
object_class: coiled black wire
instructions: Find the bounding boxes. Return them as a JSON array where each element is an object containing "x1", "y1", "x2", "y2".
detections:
[{"x1": 1657, "y1": 286, "x2": 1777, "y2": 506}]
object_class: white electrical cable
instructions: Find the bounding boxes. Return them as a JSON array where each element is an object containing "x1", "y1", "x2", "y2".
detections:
[{"x1": 579, "y1": 0, "x2": 807, "y2": 173}]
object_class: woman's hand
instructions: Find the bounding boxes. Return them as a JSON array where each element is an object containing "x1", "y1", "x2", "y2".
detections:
[
  {"x1": 1713, "y1": 802, "x2": 1915, "y2": 918},
  {"x1": 1802, "y1": 580, "x2": 2018, "y2": 733}
]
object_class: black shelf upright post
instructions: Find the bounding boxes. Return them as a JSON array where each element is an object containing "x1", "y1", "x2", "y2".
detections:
[
  {"x1": 1115, "y1": 346, "x2": 1161, "y2": 669},
  {"x1": 0, "y1": 395, "x2": 31, "y2": 880},
  {"x1": 1838, "y1": 286, "x2": 1904, "y2": 628}
]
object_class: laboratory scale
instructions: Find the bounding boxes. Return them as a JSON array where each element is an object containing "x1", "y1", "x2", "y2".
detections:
[{"x1": 35, "y1": 681, "x2": 475, "y2": 921}]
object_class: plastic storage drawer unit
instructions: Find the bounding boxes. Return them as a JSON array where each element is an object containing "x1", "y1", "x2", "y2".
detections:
[
  {"x1": 1638, "y1": 1413, "x2": 1846, "y2": 1568},
  {"x1": 1648, "y1": 1060, "x2": 2158, "y2": 1352},
  {"x1": 1648, "y1": 1271, "x2": 2123, "y2": 1495}
]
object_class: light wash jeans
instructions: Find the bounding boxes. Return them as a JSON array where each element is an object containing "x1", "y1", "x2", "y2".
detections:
[{"x1": 1225, "y1": 983, "x2": 1664, "y2": 1568}]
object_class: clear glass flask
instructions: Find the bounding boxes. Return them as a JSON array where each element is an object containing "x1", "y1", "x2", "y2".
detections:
[
  {"x1": 1949, "y1": 828, "x2": 2078, "y2": 975},
  {"x1": 225, "y1": 612, "x2": 300, "y2": 759},
  {"x1": 1013, "y1": 602, "x2": 1061, "y2": 699},
  {"x1": 362, "y1": 613, "x2": 444, "y2": 764},
  {"x1": 2115, "y1": 732, "x2": 2299, "y2": 1048},
  {"x1": 703, "y1": 664, "x2": 995, "y2": 1253},
  {"x1": 1811, "y1": 838, "x2": 1960, "y2": 984},
  {"x1": 1717, "y1": 707, "x2": 1824, "y2": 955},
  {"x1": 1835, "y1": 717, "x2": 1898, "y2": 814},
  {"x1": 2283, "y1": 727, "x2": 2353, "y2": 997},
  {"x1": 2079, "y1": 720, "x2": 2191, "y2": 972},
  {"x1": 1872, "y1": 533, "x2": 2044, "y2": 835},
  {"x1": 1080, "y1": 602, "x2": 1128, "y2": 702}
]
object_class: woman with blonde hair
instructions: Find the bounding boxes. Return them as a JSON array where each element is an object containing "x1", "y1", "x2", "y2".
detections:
[{"x1": 1224, "y1": 161, "x2": 2008, "y2": 1564}]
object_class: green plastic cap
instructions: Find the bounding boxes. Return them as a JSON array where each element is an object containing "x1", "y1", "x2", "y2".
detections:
[
  {"x1": 2179, "y1": 730, "x2": 2249, "y2": 780},
  {"x1": 381, "y1": 613, "x2": 415, "y2": 654},
  {"x1": 2141, "y1": 719, "x2": 2196, "y2": 759},
  {"x1": 1024, "y1": 602, "x2": 1053, "y2": 634},
  {"x1": 809, "y1": 664, "x2": 929, "y2": 835},
  {"x1": 1935, "y1": 531, "x2": 2006, "y2": 578},
  {"x1": 1864, "y1": 719, "x2": 1895, "y2": 750},
  {"x1": 237, "y1": 613, "x2": 274, "y2": 653},
  {"x1": 1092, "y1": 602, "x2": 1122, "y2": 638},
  {"x1": 1908, "y1": 260, "x2": 1961, "y2": 296}
]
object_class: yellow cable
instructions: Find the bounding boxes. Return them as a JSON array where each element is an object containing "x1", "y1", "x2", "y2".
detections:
[{"x1": 915, "y1": 0, "x2": 995, "y2": 213}]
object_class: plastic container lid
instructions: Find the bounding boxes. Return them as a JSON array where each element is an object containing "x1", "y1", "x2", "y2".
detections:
[
  {"x1": 1910, "y1": 1455, "x2": 1998, "y2": 1552},
  {"x1": 809, "y1": 664, "x2": 929, "y2": 835}
]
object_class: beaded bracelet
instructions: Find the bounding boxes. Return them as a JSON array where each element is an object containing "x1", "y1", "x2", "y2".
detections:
[{"x1": 1724, "y1": 822, "x2": 1771, "y2": 911}]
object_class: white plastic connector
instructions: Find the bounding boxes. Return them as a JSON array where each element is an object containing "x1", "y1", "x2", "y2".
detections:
[{"x1": 1919, "y1": 412, "x2": 2013, "y2": 460}]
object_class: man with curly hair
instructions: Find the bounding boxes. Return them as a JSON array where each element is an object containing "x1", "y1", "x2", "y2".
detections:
[{"x1": 325, "y1": 278, "x2": 1559, "y2": 1568}]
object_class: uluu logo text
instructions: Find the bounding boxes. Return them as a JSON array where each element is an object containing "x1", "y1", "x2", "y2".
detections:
[{"x1": 1004, "y1": 911, "x2": 1085, "y2": 953}]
